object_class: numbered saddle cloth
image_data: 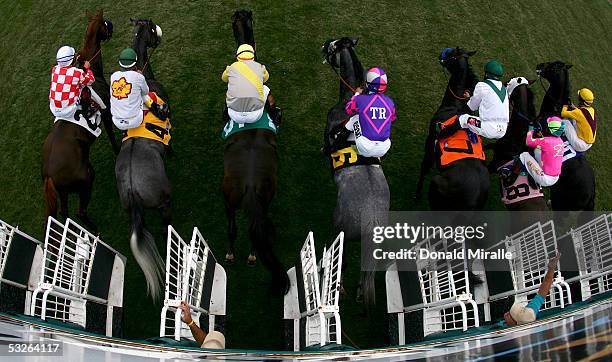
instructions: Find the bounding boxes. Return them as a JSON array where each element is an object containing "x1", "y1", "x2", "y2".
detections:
[
  {"x1": 498, "y1": 160, "x2": 543, "y2": 205},
  {"x1": 53, "y1": 86, "x2": 105, "y2": 137},
  {"x1": 221, "y1": 109, "x2": 277, "y2": 140},
  {"x1": 329, "y1": 145, "x2": 381, "y2": 171},
  {"x1": 123, "y1": 92, "x2": 172, "y2": 145},
  {"x1": 438, "y1": 115, "x2": 485, "y2": 167}
]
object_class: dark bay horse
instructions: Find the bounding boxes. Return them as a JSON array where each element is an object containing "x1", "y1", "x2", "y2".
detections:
[
  {"x1": 223, "y1": 10, "x2": 289, "y2": 294},
  {"x1": 416, "y1": 48, "x2": 489, "y2": 210},
  {"x1": 536, "y1": 61, "x2": 595, "y2": 211},
  {"x1": 489, "y1": 77, "x2": 547, "y2": 211},
  {"x1": 322, "y1": 37, "x2": 390, "y2": 307},
  {"x1": 115, "y1": 19, "x2": 171, "y2": 300},
  {"x1": 42, "y1": 10, "x2": 112, "y2": 231}
]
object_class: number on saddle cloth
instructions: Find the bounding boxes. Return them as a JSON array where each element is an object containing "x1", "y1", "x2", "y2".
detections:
[
  {"x1": 498, "y1": 160, "x2": 543, "y2": 205},
  {"x1": 123, "y1": 92, "x2": 172, "y2": 145}
]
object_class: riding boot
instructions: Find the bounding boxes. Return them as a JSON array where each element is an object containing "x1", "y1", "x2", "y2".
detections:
[
  {"x1": 330, "y1": 127, "x2": 352, "y2": 153},
  {"x1": 436, "y1": 117, "x2": 462, "y2": 139},
  {"x1": 269, "y1": 106, "x2": 282, "y2": 127},
  {"x1": 222, "y1": 104, "x2": 230, "y2": 124},
  {"x1": 150, "y1": 102, "x2": 169, "y2": 121}
]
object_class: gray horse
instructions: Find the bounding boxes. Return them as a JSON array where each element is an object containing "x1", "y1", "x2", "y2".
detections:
[
  {"x1": 115, "y1": 19, "x2": 170, "y2": 300},
  {"x1": 322, "y1": 38, "x2": 390, "y2": 307}
]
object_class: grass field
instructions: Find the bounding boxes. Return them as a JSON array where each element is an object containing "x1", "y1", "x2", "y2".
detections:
[{"x1": 0, "y1": 0, "x2": 610, "y2": 350}]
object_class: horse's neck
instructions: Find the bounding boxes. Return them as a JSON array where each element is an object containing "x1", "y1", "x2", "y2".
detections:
[
  {"x1": 134, "y1": 41, "x2": 155, "y2": 81},
  {"x1": 540, "y1": 75, "x2": 567, "y2": 116},
  {"x1": 441, "y1": 62, "x2": 473, "y2": 109},
  {"x1": 338, "y1": 49, "x2": 362, "y2": 102}
]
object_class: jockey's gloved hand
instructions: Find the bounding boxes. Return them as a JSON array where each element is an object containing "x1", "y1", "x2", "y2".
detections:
[{"x1": 150, "y1": 102, "x2": 169, "y2": 121}]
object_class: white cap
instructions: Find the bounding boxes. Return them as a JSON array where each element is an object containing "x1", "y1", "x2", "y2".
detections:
[
  {"x1": 201, "y1": 331, "x2": 225, "y2": 349},
  {"x1": 507, "y1": 76, "x2": 529, "y2": 97},
  {"x1": 155, "y1": 25, "x2": 163, "y2": 39},
  {"x1": 56, "y1": 46, "x2": 75, "y2": 67},
  {"x1": 509, "y1": 302, "x2": 536, "y2": 325}
]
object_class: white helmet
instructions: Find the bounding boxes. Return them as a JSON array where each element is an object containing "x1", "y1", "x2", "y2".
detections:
[{"x1": 56, "y1": 46, "x2": 75, "y2": 67}]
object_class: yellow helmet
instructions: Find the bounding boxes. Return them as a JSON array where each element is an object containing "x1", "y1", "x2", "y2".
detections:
[
  {"x1": 236, "y1": 44, "x2": 255, "y2": 60},
  {"x1": 578, "y1": 88, "x2": 594, "y2": 105}
]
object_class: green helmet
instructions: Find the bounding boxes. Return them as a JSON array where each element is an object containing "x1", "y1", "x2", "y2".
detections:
[
  {"x1": 484, "y1": 60, "x2": 504, "y2": 80},
  {"x1": 118, "y1": 48, "x2": 137, "y2": 68}
]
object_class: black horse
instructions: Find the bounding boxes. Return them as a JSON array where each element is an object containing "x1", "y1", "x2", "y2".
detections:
[
  {"x1": 416, "y1": 47, "x2": 489, "y2": 210},
  {"x1": 488, "y1": 77, "x2": 547, "y2": 211},
  {"x1": 536, "y1": 61, "x2": 595, "y2": 211},
  {"x1": 114, "y1": 19, "x2": 171, "y2": 300},
  {"x1": 222, "y1": 10, "x2": 288, "y2": 295}
]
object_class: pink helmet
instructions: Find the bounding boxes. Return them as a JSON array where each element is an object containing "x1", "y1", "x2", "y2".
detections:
[{"x1": 366, "y1": 67, "x2": 387, "y2": 93}]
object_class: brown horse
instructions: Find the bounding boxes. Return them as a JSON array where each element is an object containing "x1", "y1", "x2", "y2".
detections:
[
  {"x1": 42, "y1": 10, "x2": 112, "y2": 231},
  {"x1": 223, "y1": 10, "x2": 289, "y2": 295}
]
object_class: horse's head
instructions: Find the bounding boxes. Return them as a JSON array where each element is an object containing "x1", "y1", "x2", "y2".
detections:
[
  {"x1": 507, "y1": 76, "x2": 535, "y2": 99},
  {"x1": 536, "y1": 61, "x2": 572, "y2": 83},
  {"x1": 321, "y1": 37, "x2": 358, "y2": 68},
  {"x1": 232, "y1": 9, "x2": 255, "y2": 46},
  {"x1": 439, "y1": 47, "x2": 476, "y2": 73},
  {"x1": 78, "y1": 9, "x2": 112, "y2": 64},
  {"x1": 131, "y1": 18, "x2": 162, "y2": 50}
]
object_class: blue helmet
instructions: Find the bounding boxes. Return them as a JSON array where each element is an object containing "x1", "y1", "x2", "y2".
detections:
[{"x1": 439, "y1": 47, "x2": 454, "y2": 62}]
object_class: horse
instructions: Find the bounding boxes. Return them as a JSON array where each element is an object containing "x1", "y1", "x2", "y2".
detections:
[
  {"x1": 488, "y1": 77, "x2": 548, "y2": 211},
  {"x1": 42, "y1": 9, "x2": 112, "y2": 231},
  {"x1": 115, "y1": 19, "x2": 171, "y2": 300},
  {"x1": 416, "y1": 47, "x2": 489, "y2": 211},
  {"x1": 222, "y1": 10, "x2": 289, "y2": 295},
  {"x1": 322, "y1": 37, "x2": 390, "y2": 307},
  {"x1": 536, "y1": 61, "x2": 595, "y2": 211}
]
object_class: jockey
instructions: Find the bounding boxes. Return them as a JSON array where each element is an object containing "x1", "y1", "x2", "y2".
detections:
[
  {"x1": 49, "y1": 45, "x2": 95, "y2": 119},
  {"x1": 561, "y1": 88, "x2": 596, "y2": 152},
  {"x1": 437, "y1": 60, "x2": 509, "y2": 140},
  {"x1": 512, "y1": 116, "x2": 565, "y2": 187},
  {"x1": 342, "y1": 67, "x2": 397, "y2": 158},
  {"x1": 110, "y1": 48, "x2": 168, "y2": 130},
  {"x1": 222, "y1": 44, "x2": 280, "y2": 125}
]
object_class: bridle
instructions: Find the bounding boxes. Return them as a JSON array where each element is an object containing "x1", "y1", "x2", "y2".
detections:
[
  {"x1": 324, "y1": 41, "x2": 359, "y2": 94},
  {"x1": 440, "y1": 53, "x2": 470, "y2": 101},
  {"x1": 133, "y1": 20, "x2": 160, "y2": 72}
]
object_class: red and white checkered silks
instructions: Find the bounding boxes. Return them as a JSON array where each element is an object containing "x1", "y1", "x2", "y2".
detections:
[{"x1": 49, "y1": 66, "x2": 95, "y2": 109}]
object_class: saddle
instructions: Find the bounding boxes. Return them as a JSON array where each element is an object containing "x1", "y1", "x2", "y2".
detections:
[{"x1": 437, "y1": 115, "x2": 485, "y2": 167}]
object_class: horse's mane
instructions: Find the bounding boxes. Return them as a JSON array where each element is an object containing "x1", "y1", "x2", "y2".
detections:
[
  {"x1": 232, "y1": 10, "x2": 254, "y2": 46},
  {"x1": 78, "y1": 10, "x2": 103, "y2": 60},
  {"x1": 347, "y1": 46, "x2": 364, "y2": 85}
]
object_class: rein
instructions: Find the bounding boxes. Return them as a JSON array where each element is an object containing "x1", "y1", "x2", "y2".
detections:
[
  {"x1": 441, "y1": 67, "x2": 469, "y2": 101},
  {"x1": 141, "y1": 47, "x2": 156, "y2": 72},
  {"x1": 329, "y1": 64, "x2": 357, "y2": 94}
]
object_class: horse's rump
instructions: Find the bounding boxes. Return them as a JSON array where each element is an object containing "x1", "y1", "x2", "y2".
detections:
[
  {"x1": 551, "y1": 156, "x2": 595, "y2": 211},
  {"x1": 430, "y1": 158, "x2": 490, "y2": 210},
  {"x1": 115, "y1": 137, "x2": 170, "y2": 209},
  {"x1": 42, "y1": 121, "x2": 94, "y2": 186},
  {"x1": 333, "y1": 165, "x2": 390, "y2": 241}
]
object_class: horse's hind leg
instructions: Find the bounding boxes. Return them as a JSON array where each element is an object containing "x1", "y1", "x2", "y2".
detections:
[
  {"x1": 225, "y1": 206, "x2": 238, "y2": 264},
  {"x1": 59, "y1": 191, "x2": 69, "y2": 220},
  {"x1": 77, "y1": 165, "x2": 97, "y2": 232}
]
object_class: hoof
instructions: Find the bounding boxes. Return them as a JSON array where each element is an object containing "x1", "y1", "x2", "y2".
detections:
[
  {"x1": 247, "y1": 254, "x2": 257, "y2": 266},
  {"x1": 225, "y1": 253, "x2": 235, "y2": 264}
]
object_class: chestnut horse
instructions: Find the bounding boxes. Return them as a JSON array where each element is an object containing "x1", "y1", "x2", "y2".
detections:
[{"x1": 42, "y1": 9, "x2": 113, "y2": 231}]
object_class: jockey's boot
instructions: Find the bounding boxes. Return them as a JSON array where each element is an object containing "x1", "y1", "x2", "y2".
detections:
[
  {"x1": 150, "y1": 102, "x2": 169, "y2": 120},
  {"x1": 222, "y1": 105, "x2": 230, "y2": 124},
  {"x1": 269, "y1": 106, "x2": 282, "y2": 127},
  {"x1": 436, "y1": 117, "x2": 461, "y2": 139},
  {"x1": 330, "y1": 127, "x2": 352, "y2": 153}
]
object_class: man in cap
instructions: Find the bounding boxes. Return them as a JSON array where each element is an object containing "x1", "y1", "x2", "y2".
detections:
[
  {"x1": 504, "y1": 252, "x2": 561, "y2": 326},
  {"x1": 110, "y1": 48, "x2": 167, "y2": 130},
  {"x1": 178, "y1": 301, "x2": 226, "y2": 349}
]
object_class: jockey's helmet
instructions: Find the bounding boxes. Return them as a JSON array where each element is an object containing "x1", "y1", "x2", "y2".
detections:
[
  {"x1": 236, "y1": 44, "x2": 255, "y2": 61},
  {"x1": 578, "y1": 88, "x2": 594, "y2": 106},
  {"x1": 547, "y1": 116, "x2": 565, "y2": 137},
  {"x1": 118, "y1": 48, "x2": 138, "y2": 68},
  {"x1": 56, "y1": 46, "x2": 75, "y2": 67},
  {"x1": 439, "y1": 47, "x2": 454, "y2": 62},
  {"x1": 366, "y1": 67, "x2": 387, "y2": 93},
  {"x1": 484, "y1": 60, "x2": 504, "y2": 81}
]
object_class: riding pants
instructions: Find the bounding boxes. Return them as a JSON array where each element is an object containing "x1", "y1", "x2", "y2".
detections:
[
  {"x1": 459, "y1": 114, "x2": 508, "y2": 140},
  {"x1": 562, "y1": 119, "x2": 592, "y2": 152},
  {"x1": 113, "y1": 111, "x2": 144, "y2": 130},
  {"x1": 519, "y1": 152, "x2": 559, "y2": 187},
  {"x1": 228, "y1": 85, "x2": 270, "y2": 124},
  {"x1": 345, "y1": 115, "x2": 391, "y2": 158}
]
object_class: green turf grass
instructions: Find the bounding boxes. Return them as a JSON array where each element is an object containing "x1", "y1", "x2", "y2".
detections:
[{"x1": 0, "y1": 0, "x2": 610, "y2": 350}]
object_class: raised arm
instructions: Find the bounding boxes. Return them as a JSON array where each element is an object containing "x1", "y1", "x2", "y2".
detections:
[
  {"x1": 525, "y1": 128, "x2": 544, "y2": 148},
  {"x1": 179, "y1": 301, "x2": 207, "y2": 345}
]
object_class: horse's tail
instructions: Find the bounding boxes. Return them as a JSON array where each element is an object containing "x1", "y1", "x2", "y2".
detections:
[
  {"x1": 360, "y1": 208, "x2": 386, "y2": 309},
  {"x1": 43, "y1": 177, "x2": 58, "y2": 218},
  {"x1": 243, "y1": 185, "x2": 289, "y2": 295},
  {"x1": 128, "y1": 192, "x2": 165, "y2": 301}
]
